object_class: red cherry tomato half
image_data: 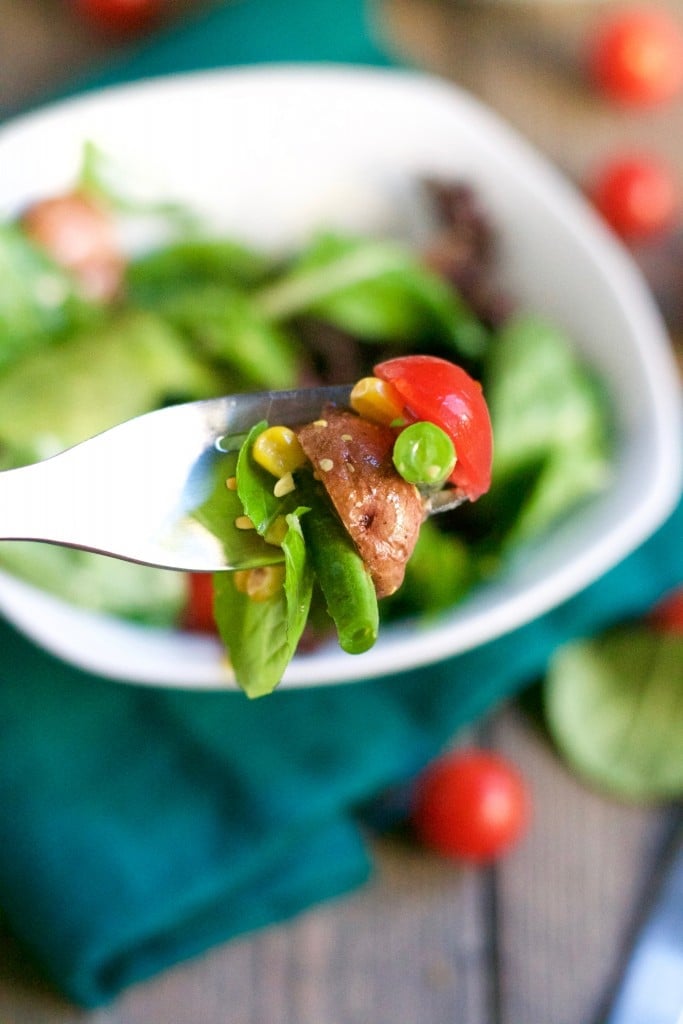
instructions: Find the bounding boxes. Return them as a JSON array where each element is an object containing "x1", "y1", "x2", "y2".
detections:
[
  {"x1": 587, "y1": 7, "x2": 683, "y2": 108},
  {"x1": 588, "y1": 155, "x2": 679, "y2": 241},
  {"x1": 72, "y1": 0, "x2": 163, "y2": 33},
  {"x1": 648, "y1": 586, "x2": 683, "y2": 635},
  {"x1": 374, "y1": 355, "x2": 493, "y2": 501},
  {"x1": 412, "y1": 750, "x2": 531, "y2": 864},
  {"x1": 181, "y1": 573, "x2": 217, "y2": 633}
]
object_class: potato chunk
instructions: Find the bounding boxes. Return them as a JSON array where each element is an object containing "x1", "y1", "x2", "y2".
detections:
[{"x1": 297, "y1": 409, "x2": 423, "y2": 598}]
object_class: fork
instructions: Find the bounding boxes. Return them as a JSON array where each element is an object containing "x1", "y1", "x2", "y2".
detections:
[{"x1": 0, "y1": 386, "x2": 466, "y2": 573}]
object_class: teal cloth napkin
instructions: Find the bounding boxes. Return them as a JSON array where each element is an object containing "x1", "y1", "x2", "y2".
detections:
[{"x1": 1, "y1": 0, "x2": 682, "y2": 1007}]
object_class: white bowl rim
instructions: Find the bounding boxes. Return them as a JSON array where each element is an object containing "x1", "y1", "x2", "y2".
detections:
[{"x1": 0, "y1": 63, "x2": 680, "y2": 690}]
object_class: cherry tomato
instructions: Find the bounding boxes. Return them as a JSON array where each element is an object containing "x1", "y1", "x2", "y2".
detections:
[
  {"x1": 21, "y1": 191, "x2": 124, "y2": 301},
  {"x1": 587, "y1": 7, "x2": 683, "y2": 108},
  {"x1": 587, "y1": 155, "x2": 679, "y2": 241},
  {"x1": 374, "y1": 355, "x2": 493, "y2": 501},
  {"x1": 412, "y1": 750, "x2": 531, "y2": 864},
  {"x1": 72, "y1": 0, "x2": 163, "y2": 34},
  {"x1": 648, "y1": 586, "x2": 683, "y2": 634},
  {"x1": 181, "y1": 573, "x2": 217, "y2": 633}
]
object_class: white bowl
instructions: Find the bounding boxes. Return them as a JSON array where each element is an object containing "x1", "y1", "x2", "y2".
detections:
[{"x1": 0, "y1": 65, "x2": 680, "y2": 689}]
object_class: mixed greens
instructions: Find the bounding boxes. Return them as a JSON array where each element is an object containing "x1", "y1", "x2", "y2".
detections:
[{"x1": 0, "y1": 148, "x2": 614, "y2": 694}]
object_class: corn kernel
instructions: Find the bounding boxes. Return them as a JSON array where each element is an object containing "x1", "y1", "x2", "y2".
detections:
[
  {"x1": 234, "y1": 565, "x2": 285, "y2": 602},
  {"x1": 264, "y1": 515, "x2": 289, "y2": 546},
  {"x1": 349, "y1": 377, "x2": 404, "y2": 426},
  {"x1": 252, "y1": 426, "x2": 307, "y2": 478}
]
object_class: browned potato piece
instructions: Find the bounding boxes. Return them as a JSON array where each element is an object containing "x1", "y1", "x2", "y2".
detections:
[{"x1": 297, "y1": 409, "x2": 423, "y2": 598}]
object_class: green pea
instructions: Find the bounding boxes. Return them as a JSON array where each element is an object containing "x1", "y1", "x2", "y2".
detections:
[{"x1": 392, "y1": 421, "x2": 456, "y2": 487}]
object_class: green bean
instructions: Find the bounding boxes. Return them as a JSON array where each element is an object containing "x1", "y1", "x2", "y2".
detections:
[
  {"x1": 392, "y1": 421, "x2": 456, "y2": 486},
  {"x1": 295, "y1": 474, "x2": 378, "y2": 655}
]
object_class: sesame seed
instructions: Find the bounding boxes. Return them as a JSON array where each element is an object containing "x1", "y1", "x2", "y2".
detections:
[
  {"x1": 313, "y1": 419, "x2": 328, "y2": 428},
  {"x1": 225, "y1": 476, "x2": 238, "y2": 490},
  {"x1": 235, "y1": 515, "x2": 255, "y2": 530},
  {"x1": 319, "y1": 458, "x2": 334, "y2": 472},
  {"x1": 341, "y1": 433, "x2": 352, "y2": 441}
]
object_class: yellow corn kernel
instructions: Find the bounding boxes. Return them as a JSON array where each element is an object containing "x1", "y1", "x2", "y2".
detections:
[
  {"x1": 252, "y1": 426, "x2": 307, "y2": 478},
  {"x1": 233, "y1": 565, "x2": 286, "y2": 602},
  {"x1": 349, "y1": 377, "x2": 404, "y2": 426},
  {"x1": 264, "y1": 515, "x2": 289, "y2": 546}
]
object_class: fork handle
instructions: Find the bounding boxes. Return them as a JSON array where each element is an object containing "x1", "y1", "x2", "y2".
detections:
[{"x1": 0, "y1": 455, "x2": 90, "y2": 550}]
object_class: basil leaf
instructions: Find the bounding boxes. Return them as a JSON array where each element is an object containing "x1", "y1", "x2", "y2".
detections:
[
  {"x1": 213, "y1": 508, "x2": 313, "y2": 698},
  {"x1": 281, "y1": 509, "x2": 315, "y2": 645},
  {"x1": 236, "y1": 422, "x2": 284, "y2": 536},
  {"x1": 191, "y1": 446, "x2": 284, "y2": 571},
  {"x1": 545, "y1": 627, "x2": 683, "y2": 802}
]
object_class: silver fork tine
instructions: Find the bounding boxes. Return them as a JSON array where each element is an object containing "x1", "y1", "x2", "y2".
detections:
[{"x1": 0, "y1": 386, "x2": 352, "y2": 573}]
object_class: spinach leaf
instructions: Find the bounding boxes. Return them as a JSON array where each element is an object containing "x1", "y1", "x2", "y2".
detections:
[
  {"x1": 0, "y1": 542, "x2": 184, "y2": 625},
  {"x1": 381, "y1": 519, "x2": 477, "y2": 621},
  {"x1": 0, "y1": 224, "x2": 98, "y2": 370},
  {"x1": 157, "y1": 286, "x2": 300, "y2": 389},
  {"x1": 0, "y1": 310, "x2": 220, "y2": 464},
  {"x1": 545, "y1": 627, "x2": 683, "y2": 802},
  {"x1": 256, "y1": 232, "x2": 488, "y2": 358},
  {"x1": 126, "y1": 240, "x2": 274, "y2": 305},
  {"x1": 484, "y1": 315, "x2": 612, "y2": 546},
  {"x1": 213, "y1": 509, "x2": 313, "y2": 698}
]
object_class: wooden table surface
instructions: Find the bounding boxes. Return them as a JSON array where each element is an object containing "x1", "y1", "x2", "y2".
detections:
[{"x1": 0, "y1": 3, "x2": 681, "y2": 1022}]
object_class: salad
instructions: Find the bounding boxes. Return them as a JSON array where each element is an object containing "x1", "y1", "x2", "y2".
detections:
[
  {"x1": 212, "y1": 353, "x2": 492, "y2": 695},
  {"x1": 0, "y1": 147, "x2": 613, "y2": 694}
]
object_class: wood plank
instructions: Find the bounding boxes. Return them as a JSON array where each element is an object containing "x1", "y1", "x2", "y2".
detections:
[
  {"x1": 491, "y1": 705, "x2": 678, "y2": 1024},
  {"x1": 381, "y1": 0, "x2": 683, "y2": 181},
  {"x1": 0, "y1": 0, "x2": 217, "y2": 119},
  {"x1": 0, "y1": 838, "x2": 491, "y2": 1024}
]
